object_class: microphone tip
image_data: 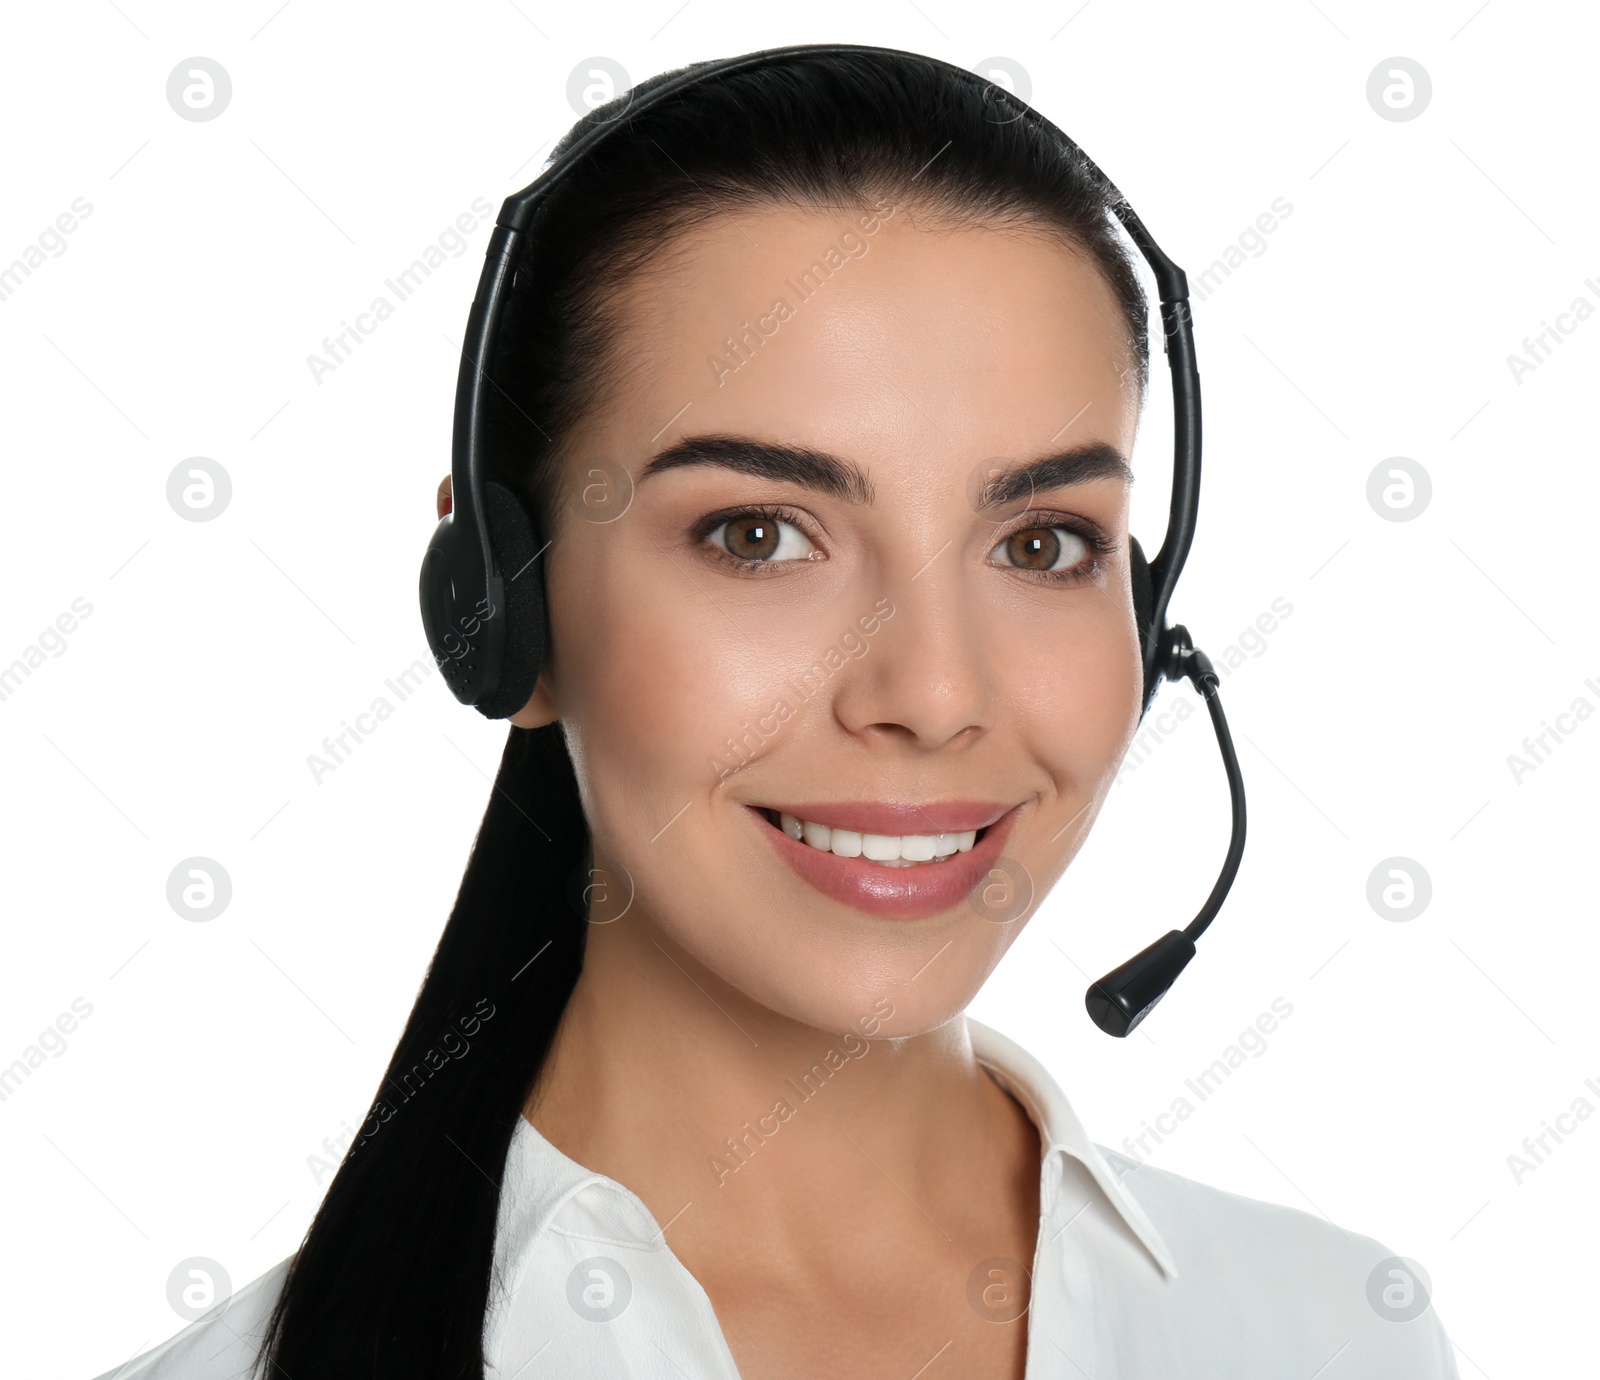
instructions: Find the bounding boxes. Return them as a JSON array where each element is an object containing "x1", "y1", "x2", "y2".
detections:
[{"x1": 1083, "y1": 928, "x2": 1196, "y2": 1038}]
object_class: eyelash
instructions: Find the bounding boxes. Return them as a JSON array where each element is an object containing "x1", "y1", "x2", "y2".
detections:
[{"x1": 691, "y1": 504, "x2": 1116, "y2": 585}]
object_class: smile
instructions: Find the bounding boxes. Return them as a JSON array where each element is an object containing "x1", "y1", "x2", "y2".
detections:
[
  {"x1": 761, "y1": 810, "x2": 981, "y2": 866},
  {"x1": 746, "y1": 800, "x2": 1020, "y2": 919}
]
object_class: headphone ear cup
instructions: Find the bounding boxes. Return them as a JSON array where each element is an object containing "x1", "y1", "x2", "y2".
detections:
[
  {"x1": 476, "y1": 480, "x2": 547, "y2": 720},
  {"x1": 1129, "y1": 535, "x2": 1157, "y2": 715}
]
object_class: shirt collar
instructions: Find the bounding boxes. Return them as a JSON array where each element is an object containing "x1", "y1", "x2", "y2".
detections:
[
  {"x1": 966, "y1": 1015, "x2": 1179, "y2": 1280},
  {"x1": 485, "y1": 1108, "x2": 673, "y2": 1363},
  {"x1": 485, "y1": 1013, "x2": 1178, "y2": 1352}
]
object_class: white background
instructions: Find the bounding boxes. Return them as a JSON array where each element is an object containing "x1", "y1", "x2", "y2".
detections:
[{"x1": 2, "y1": 2, "x2": 1594, "y2": 1376}]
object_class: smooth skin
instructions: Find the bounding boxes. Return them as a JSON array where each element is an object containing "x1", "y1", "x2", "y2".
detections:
[{"x1": 437, "y1": 200, "x2": 1144, "y2": 1378}]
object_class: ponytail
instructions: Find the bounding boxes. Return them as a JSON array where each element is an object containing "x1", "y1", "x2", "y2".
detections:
[{"x1": 259, "y1": 723, "x2": 587, "y2": 1377}]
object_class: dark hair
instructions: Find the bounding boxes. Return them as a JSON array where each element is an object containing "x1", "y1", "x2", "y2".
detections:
[{"x1": 260, "y1": 47, "x2": 1150, "y2": 1379}]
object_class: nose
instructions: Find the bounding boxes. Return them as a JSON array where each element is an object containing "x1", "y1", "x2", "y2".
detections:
[{"x1": 827, "y1": 554, "x2": 1000, "y2": 752}]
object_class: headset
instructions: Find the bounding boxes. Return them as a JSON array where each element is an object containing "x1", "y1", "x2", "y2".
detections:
[{"x1": 419, "y1": 41, "x2": 1247, "y2": 1039}]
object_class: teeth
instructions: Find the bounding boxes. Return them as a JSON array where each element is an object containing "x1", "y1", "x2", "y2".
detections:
[{"x1": 778, "y1": 811, "x2": 977, "y2": 866}]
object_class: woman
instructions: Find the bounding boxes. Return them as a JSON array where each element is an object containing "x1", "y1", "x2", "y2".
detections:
[{"x1": 98, "y1": 44, "x2": 1459, "y2": 1380}]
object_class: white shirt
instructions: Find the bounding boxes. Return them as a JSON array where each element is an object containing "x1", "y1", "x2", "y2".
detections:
[{"x1": 94, "y1": 1017, "x2": 1460, "y2": 1379}]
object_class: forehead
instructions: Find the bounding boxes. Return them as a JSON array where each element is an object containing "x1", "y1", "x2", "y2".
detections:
[{"x1": 585, "y1": 203, "x2": 1141, "y2": 477}]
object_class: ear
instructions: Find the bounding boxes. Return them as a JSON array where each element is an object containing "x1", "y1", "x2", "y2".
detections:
[{"x1": 508, "y1": 671, "x2": 558, "y2": 728}]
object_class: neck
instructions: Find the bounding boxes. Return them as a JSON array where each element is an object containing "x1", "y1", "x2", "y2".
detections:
[{"x1": 523, "y1": 899, "x2": 1040, "y2": 1281}]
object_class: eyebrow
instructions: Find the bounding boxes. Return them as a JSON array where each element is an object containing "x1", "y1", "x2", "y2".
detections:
[{"x1": 637, "y1": 434, "x2": 1131, "y2": 507}]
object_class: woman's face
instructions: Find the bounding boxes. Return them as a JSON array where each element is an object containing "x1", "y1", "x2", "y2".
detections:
[{"x1": 512, "y1": 200, "x2": 1144, "y2": 1038}]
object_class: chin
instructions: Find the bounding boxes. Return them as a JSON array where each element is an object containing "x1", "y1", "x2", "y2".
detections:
[{"x1": 668, "y1": 903, "x2": 1010, "y2": 1042}]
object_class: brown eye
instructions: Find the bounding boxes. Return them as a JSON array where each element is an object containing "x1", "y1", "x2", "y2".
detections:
[
  {"x1": 705, "y1": 511, "x2": 817, "y2": 565},
  {"x1": 992, "y1": 524, "x2": 1092, "y2": 574},
  {"x1": 726, "y1": 516, "x2": 779, "y2": 560}
]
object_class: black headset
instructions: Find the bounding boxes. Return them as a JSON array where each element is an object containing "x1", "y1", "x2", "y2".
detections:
[{"x1": 418, "y1": 41, "x2": 1247, "y2": 1039}]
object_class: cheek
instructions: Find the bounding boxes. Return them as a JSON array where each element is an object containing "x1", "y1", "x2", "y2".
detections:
[
  {"x1": 1008, "y1": 592, "x2": 1144, "y2": 785},
  {"x1": 547, "y1": 542, "x2": 807, "y2": 839}
]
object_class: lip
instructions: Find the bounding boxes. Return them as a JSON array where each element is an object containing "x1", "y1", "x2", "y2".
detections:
[{"x1": 746, "y1": 802, "x2": 1022, "y2": 920}]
